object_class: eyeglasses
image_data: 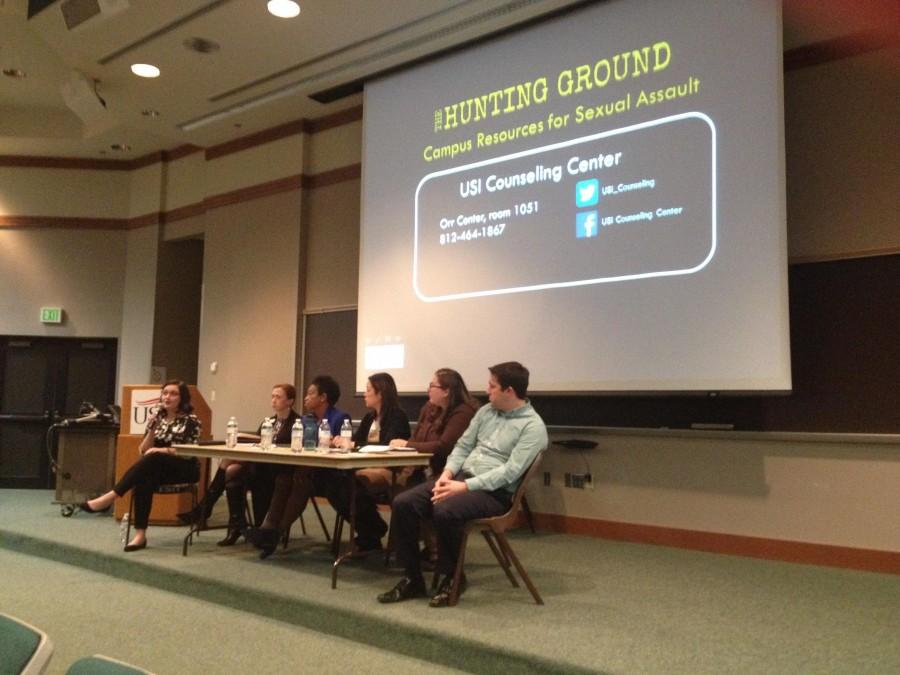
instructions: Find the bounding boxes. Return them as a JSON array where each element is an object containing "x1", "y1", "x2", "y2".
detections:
[{"x1": 428, "y1": 383, "x2": 447, "y2": 390}]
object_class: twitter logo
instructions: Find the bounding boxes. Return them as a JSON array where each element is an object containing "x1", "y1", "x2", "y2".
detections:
[
  {"x1": 576, "y1": 210, "x2": 599, "y2": 238},
  {"x1": 575, "y1": 179, "x2": 600, "y2": 207}
]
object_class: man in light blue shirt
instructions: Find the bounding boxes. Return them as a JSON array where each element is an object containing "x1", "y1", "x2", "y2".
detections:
[{"x1": 378, "y1": 361, "x2": 547, "y2": 607}]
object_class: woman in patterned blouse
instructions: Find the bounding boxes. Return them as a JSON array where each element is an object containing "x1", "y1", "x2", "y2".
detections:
[{"x1": 80, "y1": 380, "x2": 201, "y2": 552}]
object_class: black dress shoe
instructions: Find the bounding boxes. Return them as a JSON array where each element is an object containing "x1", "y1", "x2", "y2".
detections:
[
  {"x1": 429, "y1": 574, "x2": 467, "y2": 608},
  {"x1": 377, "y1": 576, "x2": 427, "y2": 603},
  {"x1": 123, "y1": 540, "x2": 147, "y2": 552},
  {"x1": 78, "y1": 501, "x2": 110, "y2": 514},
  {"x1": 217, "y1": 528, "x2": 243, "y2": 547}
]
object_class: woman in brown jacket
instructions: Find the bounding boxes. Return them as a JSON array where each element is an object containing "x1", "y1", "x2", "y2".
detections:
[{"x1": 356, "y1": 367, "x2": 479, "y2": 494}]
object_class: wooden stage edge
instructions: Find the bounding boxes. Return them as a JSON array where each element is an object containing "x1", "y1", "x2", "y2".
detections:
[{"x1": 528, "y1": 512, "x2": 900, "y2": 575}]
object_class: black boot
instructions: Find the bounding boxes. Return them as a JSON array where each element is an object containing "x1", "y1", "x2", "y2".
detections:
[
  {"x1": 216, "y1": 478, "x2": 248, "y2": 546},
  {"x1": 177, "y1": 468, "x2": 227, "y2": 525},
  {"x1": 217, "y1": 513, "x2": 246, "y2": 546}
]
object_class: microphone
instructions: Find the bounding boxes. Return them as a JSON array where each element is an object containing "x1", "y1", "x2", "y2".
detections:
[
  {"x1": 73, "y1": 411, "x2": 100, "y2": 423},
  {"x1": 59, "y1": 408, "x2": 101, "y2": 426},
  {"x1": 145, "y1": 406, "x2": 161, "y2": 433}
]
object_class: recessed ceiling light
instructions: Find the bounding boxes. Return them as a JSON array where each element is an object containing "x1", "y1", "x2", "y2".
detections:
[
  {"x1": 130, "y1": 63, "x2": 160, "y2": 78},
  {"x1": 2, "y1": 68, "x2": 26, "y2": 78},
  {"x1": 141, "y1": 109, "x2": 160, "y2": 117},
  {"x1": 110, "y1": 143, "x2": 132, "y2": 152},
  {"x1": 267, "y1": 0, "x2": 300, "y2": 19}
]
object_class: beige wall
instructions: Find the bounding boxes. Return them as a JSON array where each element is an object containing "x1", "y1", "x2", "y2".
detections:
[
  {"x1": 196, "y1": 190, "x2": 302, "y2": 433},
  {"x1": 785, "y1": 46, "x2": 900, "y2": 260},
  {"x1": 303, "y1": 178, "x2": 361, "y2": 310},
  {"x1": 116, "y1": 225, "x2": 159, "y2": 396},
  {"x1": 531, "y1": 429, "x2": 900, "y2": 552},
  {"x1": 0, "y1": 167, "x2": 130, "y2": 218},
  {"x1": 0, "y1": 228, "x2": 126, "y2": 337}
]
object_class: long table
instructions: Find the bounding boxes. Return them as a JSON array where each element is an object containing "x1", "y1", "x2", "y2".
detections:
[{"x1": 174, "y1": 443, "x2": 429, "y2": 587}]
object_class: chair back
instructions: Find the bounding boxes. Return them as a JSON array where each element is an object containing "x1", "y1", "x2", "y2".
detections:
[
  {"x1": 67, "y1": 654, "x2": 153, "y2": 674},
  {"x1": 473, "y1": 449, "x2": 545, "y2": 531},
  {"x1": 510, "y1": 450, "x2": 544, "y2": 512},
  {"x1": 0, "y1": 612, "x2": 54, "y2": 675}
]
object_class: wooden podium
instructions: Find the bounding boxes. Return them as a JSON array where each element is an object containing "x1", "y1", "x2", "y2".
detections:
[{"x1": 114, "y1": 385, "x2": 212, "y2": 523}]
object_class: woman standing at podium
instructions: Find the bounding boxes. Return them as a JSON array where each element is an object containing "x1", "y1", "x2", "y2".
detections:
[{"x1": 79, "y1": 380, "x2": 201, "y2": 552}]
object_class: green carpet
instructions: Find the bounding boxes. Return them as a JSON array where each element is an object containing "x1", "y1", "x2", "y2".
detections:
[{"x1": 2, "y1": 489, "x2": 898, "y2": 674}]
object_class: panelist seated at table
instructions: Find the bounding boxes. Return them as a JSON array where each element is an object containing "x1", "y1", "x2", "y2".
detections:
[
  {"x1": 78, "y1": 380, "x2": 201, "y2": 552},
  {"x1": 378, "y1": 361, "x2": 547, "y2": 606},
  {"x1": 328, "y1": 372, "x2": 411, "y2": 551},
  {"x1": 245, "y1": 375, "x2": 350, "y2": 558},
  {"x1": 359, "y1": 368, "x2": 478, "y2": 492},
  {"x1": 358, "y1": 368, "x2": 478, "y2": 566},
  {"x1": 223, "y1": 384, "x2": 303, "y2": 545},
  {"x1": 178, "y1": 384, "x2": 299, "y2": 545}
]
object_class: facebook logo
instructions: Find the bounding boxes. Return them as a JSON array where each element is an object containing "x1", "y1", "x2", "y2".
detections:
[
  {"x1": 575, "y1": 179, "x2": 600, "y2": 207},
  {"x1": 576, "y1": 210, "x2": 599, "y2": 238}
]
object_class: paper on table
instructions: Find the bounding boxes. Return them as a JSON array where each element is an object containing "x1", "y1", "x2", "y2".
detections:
[{"x1": 358, "y1": 445, "x2": 391, "y2": 453}]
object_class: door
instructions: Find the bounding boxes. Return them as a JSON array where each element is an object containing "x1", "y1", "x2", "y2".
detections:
[{"x1": 0, "y1": 336, "x2": 117, "y2": 488}]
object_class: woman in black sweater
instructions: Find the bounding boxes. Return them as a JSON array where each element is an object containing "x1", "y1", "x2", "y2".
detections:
[{"x1": 330, "y1": 372, "x2": 410, "y2": 550}]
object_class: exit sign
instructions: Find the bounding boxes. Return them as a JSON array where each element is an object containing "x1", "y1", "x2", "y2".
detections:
[{"x1": 40, "y1": 307, "x2": 62, "y2": 323}]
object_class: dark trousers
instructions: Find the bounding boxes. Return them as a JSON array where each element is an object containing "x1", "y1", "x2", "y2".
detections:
[
  {"x1": 113, "y1": 453, "x2": 199, "y2": 529},
  {"x1": 317, "y1": 469, "x2": 388, "y2": 544},
  {"x1": 219, "y1": 462, "x2": 284, "y2": 527},
  {"x1": 391, "y1": 476, "x2": 512, "y2": 578},
  {"x1": 248, "y1": 462, "x2": 281, "y2": 525}
]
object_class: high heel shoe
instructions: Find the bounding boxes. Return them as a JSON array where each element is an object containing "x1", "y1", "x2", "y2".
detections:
[
  {"x1": 123, "y1": 540, "x2": 147, "y2": 552},
  {"x1": 217, "y1": 528, "x2": 243, "y2": 546},
  {"x1": 246, "y1": 527, "x2": 279, "y2": 559},
  {"x1": 78, "y1": 501, "x2": 111, "y2": 514},
  {"x1": 176, "y1": 504, "x2": 203, "y2": 526}
]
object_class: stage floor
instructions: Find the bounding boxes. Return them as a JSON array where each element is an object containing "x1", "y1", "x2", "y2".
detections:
[{"x1": 2, "y1": 489, "x2": 898, "y2": 674}]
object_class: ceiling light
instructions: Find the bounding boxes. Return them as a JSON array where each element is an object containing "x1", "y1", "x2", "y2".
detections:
[
  {"x1": 267, "y1": 0, "x2": 300, "y2": 19},
  {"x1": 3, "y1": 68, "x2": 26, "y2": 78},
  {"x1": 130, "y1": 63, "x2": 160, "y2": 78}
]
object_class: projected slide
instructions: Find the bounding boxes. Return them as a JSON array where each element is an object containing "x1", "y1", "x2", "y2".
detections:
[
  {"x1": 359, "y1": 0, "x2": 790, "y2": 393},
  {"x1": 415, "y1": 113, "x2": 715, "y2": 301}
]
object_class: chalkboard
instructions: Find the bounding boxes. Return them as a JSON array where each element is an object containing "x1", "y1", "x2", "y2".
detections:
[
  {"x1": 302, "y1": 255, "x2": 898, "y2": 433},
  {"x1": 301, "y1": 309, "x2": 367, "y2": 420}
]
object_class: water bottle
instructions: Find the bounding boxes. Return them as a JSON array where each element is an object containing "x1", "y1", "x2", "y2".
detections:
[
  {"x1": 318, "y1": 418, "x2": 332, "y2": 450},
  {"x1": 340, "y1": 418, "x2": 353, "y2": 448},
  {"x1": 225, "y1": 416, "x2": 238, "y2": 448},
  {"x1": 260, "y1": 418, "x2": 274, "y2": 450},
  {"x1": 120, "y1": 512, "x2": 130, "y2": 543},
  {"x1": 290, "y1": 418, "x2": 303, "y2": 452},
  {"x1": 302, "y1": 416, "x2": 317, "y2": 450}
]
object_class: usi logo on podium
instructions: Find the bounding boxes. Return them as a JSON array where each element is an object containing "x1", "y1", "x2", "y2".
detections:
[{"x1": 129, "y1": 390, "x2": 161, "y2": 435}]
